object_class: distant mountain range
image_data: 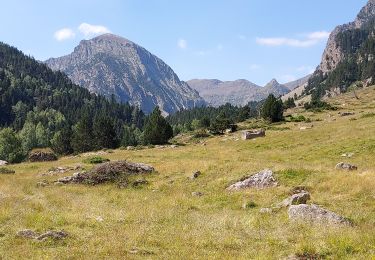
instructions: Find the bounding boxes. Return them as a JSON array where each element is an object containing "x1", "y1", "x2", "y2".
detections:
[
  {"x1": 45, "y1": 34, "x2": 204, "y2": 114},
  {"x1": 187, "y1": 77, "x2": 309, "y2": 107}
]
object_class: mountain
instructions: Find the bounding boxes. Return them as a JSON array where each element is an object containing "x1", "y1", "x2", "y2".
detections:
[
  {"x1": 187, "y1": 78, "x2": 292, "y2": 107},
  {"x1": 283, "y1": 74, "x2": 311, "y2": 90},
  {"x1": 304, "y1": 0, "x2": 375, "y2": 101},
  {"x1": 45, "y1": 34, "x2": 204, "y2": 114},
  {"x1": 0, "y1": 41, "x2": 146, "y2": 156}
]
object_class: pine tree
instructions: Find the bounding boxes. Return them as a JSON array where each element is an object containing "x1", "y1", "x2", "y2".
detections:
[
  {"x1": 0, "y1": 128, "x2": 25, "y2": 163},
  {"x1": 261, "y1": 94, "x2": 284, "y2": 122},
  {"x1": 143, "y1": 107, "x2": 173, "y2": 145},
  {"x1": 93, "y1": 115, "x2": 118, "y2": 149},
  {"x1": 71, "y1": 114, "x2": 94, "y2": 153}
]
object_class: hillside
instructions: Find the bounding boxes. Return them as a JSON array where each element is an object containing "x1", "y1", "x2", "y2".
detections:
[
  {"x1": 187, "y1": 78, "x2": 291, "y2": 107},
  {"x1": 45, "y1": 34, "x2": 205, "y2": 114},
  {"x1": 1, "y1": 86, "x2": 374, "y2": 258}
]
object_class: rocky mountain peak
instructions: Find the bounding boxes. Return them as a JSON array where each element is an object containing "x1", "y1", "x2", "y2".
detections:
[
  {"x1": 319, "y1": 0, "x2": 375, "y2": 74},
  {"x1": 45, "y1": 34, "x2": 204, "y2": 114}
]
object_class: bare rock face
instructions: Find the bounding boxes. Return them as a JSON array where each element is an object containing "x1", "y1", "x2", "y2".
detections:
[
  {"x1": 288, "y1": 204, "x2": 352, "y2": 226},
  {"x1": 227, "y1": 169, "x2": 277, "y2": 191},
  {"x1": 45, "y1": 34, "x2": 204, "y2": 114},
  {"x1": 0, "y1": 160, "x2": 8, "y2": 166},
  {"x1": 319, "y1": 0, "x2": 375, "y2": 74}
]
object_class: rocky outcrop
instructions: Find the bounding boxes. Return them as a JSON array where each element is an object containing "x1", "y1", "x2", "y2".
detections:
[
  {"x1": 278, "y1": 191, "x2": 311, "y2": 208},
  {"x1": 0, "y1": 160, "x2": 8, "y2": 166},
  {"x1": 227, "y1": 169, "x2": 277, "y2": 191},
  {"x1": 242, "y1": 129, "x2": 266, "y2": 140},
  {"x1": 288, "y1": 204, "x2": 352, "y2": 226},
  {"x1": 28, "y1": 149, "x2": 57, "y2": 162},
  {"x1": 46, "y1": 34, "x2": 204, "y2": 114},
  {"x1": 319, "y1": 0, "x2": 375, "y2": 74}
]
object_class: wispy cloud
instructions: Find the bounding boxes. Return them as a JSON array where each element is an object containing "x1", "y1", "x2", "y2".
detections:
[
  {"x1": 54, "y1": 28, "x2": 75, "y2": 41},
  {"x1": 256, "y1": 31, "x2": 330, "y2": 48},
  {"x1": 78, "y1": 23, "x2": 111, "y2": 38},
  {"x1": 178, "y1": 39, "x2": 188, "y2": 50}
]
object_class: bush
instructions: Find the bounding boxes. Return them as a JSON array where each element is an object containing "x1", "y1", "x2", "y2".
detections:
[
  {"x1": 83, "y1": 156, "x2": 110, "y2": 164},
  {"x1": 193, "y1": 129, "x2": 210, "y2": 139},
  {"x1": 0, "y1": 167, "x2": 15, "y2": 174},
  {"x1": 287, "y1": 115, "x2": 308, "y2": 122}
]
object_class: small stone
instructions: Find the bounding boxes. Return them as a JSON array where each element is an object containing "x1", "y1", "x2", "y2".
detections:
[
  {"x1": 278, "y1": 191, "x2": 311, "y2": 208},
  {"x1": 341, "y1": 153, "x2": 354, "y2": 158},
  {"x1": 36, "y1": 230, "x2": 68, "y2": 241},
  {"x1": 190, "y1": 171, "x2": 201, "y2": 179},
  {"x1": 335, "y1": 162, "x2": 358, "y2": 171},
  {"x1": 36, "y1": 181, "x2": 49, "y2": 187},
  {"x1": 95, "y1": 216, "x2": 104, "y2": 222},
  {"x1": 259, "y1": 208, "x2": 273, "y2": 214},
  {"x1": 192, "y1": 191, "x2": 203, "y2": 197}
]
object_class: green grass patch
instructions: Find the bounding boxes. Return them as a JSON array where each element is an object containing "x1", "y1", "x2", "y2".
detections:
[
  {"x1": 83, "y1": 156, "x2": 110, "y2": 164},
  {"x1": 276, "y1": 169, "x2": 313, "y2": 186}
]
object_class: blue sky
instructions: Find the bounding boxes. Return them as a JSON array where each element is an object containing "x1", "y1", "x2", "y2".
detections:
[{"x1": 0, "y1": 0, "x2": 368, "y2": 85}]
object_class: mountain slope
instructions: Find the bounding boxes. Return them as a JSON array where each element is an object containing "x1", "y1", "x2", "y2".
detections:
[
  {"x1": 187, "y1": 78, "x2": 292, "y2": 107},
  {"x1": 305, "y1": 0, "x2": 375, "y2": 100},
  {"x1": 45, "y1": 34, "x2": 204, "y2": 114}
]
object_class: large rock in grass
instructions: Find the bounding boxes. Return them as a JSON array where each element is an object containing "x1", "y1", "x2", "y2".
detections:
[
  {"x1": 57, "y1": 160, "x2": 154, "y2": 185},
  {"x1": 17, "y1": 229, "x2": 68, "y2": 240},
  {"x1": 288, "y1": 204, "x2": 352, "y2": 226},
  {"x1": 29, "y1": 149, "x2": 57, "y2": 162},
  {"x1": 227, "y1": 169, "x2": 277, "y2": 191},
  {"x1": 0, "y1": 160, "x2": 8, "y2": 166}
]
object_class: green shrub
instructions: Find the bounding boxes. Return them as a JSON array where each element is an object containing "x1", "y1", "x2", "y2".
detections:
[{"x1": 83, "y1": 156, "x2": 110, "y2": 164}]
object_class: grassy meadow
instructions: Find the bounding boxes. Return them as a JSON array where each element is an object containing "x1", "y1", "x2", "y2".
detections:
[{"x1": 1, "y1": 87, "x2": 375, "y2": 259}]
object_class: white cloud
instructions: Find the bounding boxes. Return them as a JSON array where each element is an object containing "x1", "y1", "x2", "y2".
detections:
[
  {"x1": 54, "y1": 28, "x2": 75, "y2": 41},
  {"x1": 78, "y1": 23, "x2": 111, "y2": 38},
  {"x1": 178, "y1": 38, "x2": 188, "y2": 49},
  {"x1": 256, "y1": 31, "x2": 330, "y2": 48}
]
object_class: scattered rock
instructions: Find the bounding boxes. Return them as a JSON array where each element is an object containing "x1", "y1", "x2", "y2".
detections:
[
  {"x1": 95, "y1": 216, "x2": 104, "y2": 222},
  {"x1": 341, "y1": 153, "x2": 354, "y2": 158},
  {"x1": 278, "y1": 191, "x2": 311, "y2": 208},
  {"x1": 29, "y1": 149, "x2": 57, "y2": 162},
  {"x1": 259, "y1": 208, "x2": 273, "y2": 214},
  {"x1": 126, "y1": 146, "x2": 136, "y2": 151},
  {"x1": 335, "y1": 162, "x2": 358, "y2": 171},
  {"x1": 82, "y1": 151, "x2": 108, "y2": 157},
  {"x1": 36, "y1": 180, "x2": 49, "y2": 187},
  {"x1": 242, "y1": 129, "x2": 266, "y2": 140},
  {"x1": 55, "y1": 161, "x2": 154, "y2": 185},
  {"x1": 299, "y1": 125, "x2": 313, "y2": 130},
  {"x1": 192, "y1": 191, "x2": 204, "y2": 197},
  {"x1": 17, "y1": 229, "x2": 68, "y2": 240},
  {"x1": 288, "y1": 204, "x2": 352, "y2": 226},
  {"x1": 132, "y1": 179, "x2": 148, "y2": 187},
  {"x1": 0, "y1": 160, "x2": 8, "y2": 166},
  {"x1": 170, "y1": 145, "x2": 178, "y2": 148},
  {"x1": 190, "y1": 171, "x2": 201, "y2": 179},
  {"x1": 41, "y1": 165, "x2": 83, "y2": 176},
  {"x1": 227, "y1": 169, "x2": 277, "y2": 191},
  {"x1": 340, "y1": 112, "x2": 355, "y2": 117}
]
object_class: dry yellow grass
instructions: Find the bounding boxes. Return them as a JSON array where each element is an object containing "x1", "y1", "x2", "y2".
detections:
[{"x1": 1, "y1": 87, "x2": 375, "y2": 259}]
